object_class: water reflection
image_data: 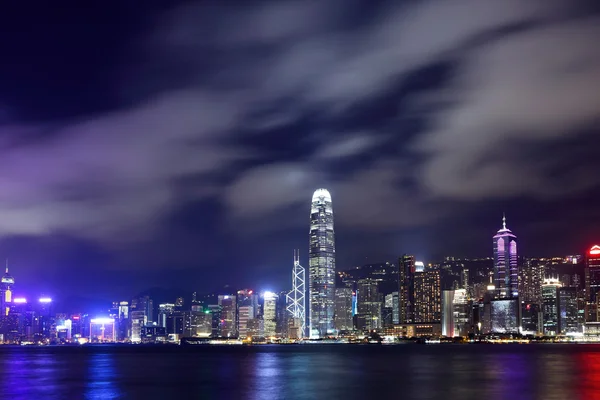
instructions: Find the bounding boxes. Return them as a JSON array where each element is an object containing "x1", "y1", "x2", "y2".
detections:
[
  {"x1": 85, "y1": 352, "x2": 120, "y2": 399},
  {"x1": 0, "y1": 345, "x2": 599, "y2": 399}
]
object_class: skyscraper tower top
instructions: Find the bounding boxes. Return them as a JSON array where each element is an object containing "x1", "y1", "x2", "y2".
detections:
[
  {"x1": 1, "y1": 261, "x2": 14, "y2": 285},
  {"x1": 312, "y1": 188, "x2": 331, "y2": 202}
]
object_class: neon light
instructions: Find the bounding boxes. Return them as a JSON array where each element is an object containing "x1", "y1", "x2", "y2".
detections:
[
  {"x1": 39, "y1": 297, "x2": 52, "y2": 303},
  {"x1": 590, "y1": 245, "x2": 600, "y2": 255},
  {"x1": 13, "y1": 298, "x2": 27, "y2": 304}
]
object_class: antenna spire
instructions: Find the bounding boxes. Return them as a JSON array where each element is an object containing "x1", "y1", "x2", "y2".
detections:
[
  {"x1": 5, "y1": 258, "x2": 7, "y2": 274},
  {"x1": 502, "y1": 213, "x2": 506, "y2": 230}
]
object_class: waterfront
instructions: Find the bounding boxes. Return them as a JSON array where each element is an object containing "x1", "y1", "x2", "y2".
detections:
[{"x1": 1, "y1": 344, "x2": 600, "y2": 399}]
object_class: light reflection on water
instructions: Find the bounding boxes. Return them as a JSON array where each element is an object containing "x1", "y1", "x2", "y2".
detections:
[
  {"x1": 85, "y1": 353, "x2": 119, "y2": 400},
  {"x1": 0, "y1": 345, "x2": 598, "y2": 400}
]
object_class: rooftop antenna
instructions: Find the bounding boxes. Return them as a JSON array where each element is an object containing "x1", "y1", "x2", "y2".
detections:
[{"x1": 502, "y1": 213, "x2": 507, "y2": 230}]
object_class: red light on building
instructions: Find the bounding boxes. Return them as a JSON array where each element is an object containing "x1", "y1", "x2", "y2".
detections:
[
  {"x1": 590, "y1": 245, "x2": 600, "y2": 256},
  {"x1": 72, "y1": 316, "x2": 80, "y2": 320}
]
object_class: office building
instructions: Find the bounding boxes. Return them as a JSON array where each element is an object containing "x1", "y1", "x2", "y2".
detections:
[
  {"x1": 585, "y1": 245, "x2": 600, "y2": 322},
  {"x1": 399, "y1": 255, "x2": 416, "y2": 323},
  {"x1": 414, "y1": 269, "x2": 441, "y2": 323},
  {"x1": 493, "y1": 215, "x2": 518, "y2": 299},
  {"x1": 263, "y1": 292, "x2": 278, "y2": 337},
  {"x1": 542, "y1": 277, "x2": 562, "y2": 335},
  {"x1": 334, "y1": 287, "x2": 353, "y2": 331},
  {"x1": 356, "y1": 278, "x2": 381, "y2": 331},
  {"x1": 520, "y1": 258, "x2": 544, "y2": 305},
  {"x1": 218, "y1": 295, "x2": 237, "y2": 338},
  {"x1": 558, "y1": 286, "x2": 580, "y2": 334},
  {"x1": 385, "y1": 291, "x2": 399, "y2": 325},
  {"x1": 309, "y1": 188, "x2": 336, "y2": 338}
]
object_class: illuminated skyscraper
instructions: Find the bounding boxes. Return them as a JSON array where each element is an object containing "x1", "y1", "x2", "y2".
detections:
[
  {"x1": 263, "y1": 292, "x2": 278, "y2": 337},
  {"x1": 399, "y1": 255, "x2": 415, "y2": 323},
  {"x1": 542, "y1": 277, "x2": 562, "y2": 336},
  {"x1": 335, "y1": 287, "x2": 354, "y2": 331},
  {"x1": 414, "y1": 268, "x2": 441, "y2": 323},
  {"x1": 585, "y1": 245, "x2": 600, "y2": 322},
  {"x1": 493, "y1": 215, "x2": 518, "y2": 299},
  {"x1": 218, "y1": 295, "x2": 237, "y2": 338},
  {"x1": 309, "y1": 188, "x2": 335, "y2": 337},
  {"x1": 356, "y1": 278, "x2": 381, "y2": 331},
  {"x1": 286, "y1": 251, "x2": 306, "y2": 336},
  {"x1": 1, "y1": 263, "x2": 14, "y2": 317}
]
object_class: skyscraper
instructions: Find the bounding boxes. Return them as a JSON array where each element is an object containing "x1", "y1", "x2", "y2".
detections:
[
  {"x1": 286, "y1": 251, "x2": 306, "y2": 337},
  {"x1": 263, "y1": 292, "x2": 278, "y2": 337},
  {"x1": 399, "y1": 255, "x2": 415, "y2": 323},
  {"x1": 356, "y1": 278, "x2": 381, "y2": 331},
  {"x1": 334, "y1": 287, "x2": 353, "y2": 332},
  {"x1": 414, "y1": 268, "x2": 441, "y2": 323},
  {"x1": 1, "y1": 264, "x2": 14, "y2": 317},
  {"x1": 493, "y1": 215, "x2": 518, "y2": 299},
  {"x1": 542, "y1": 277, "x2": 562, "y2": 336},
  {"x1": 309, "y1": 188, "x2": 335, "y2": 337},
  {"x1": 585, "y1": 245, "x2": 600, "y2": 322}
]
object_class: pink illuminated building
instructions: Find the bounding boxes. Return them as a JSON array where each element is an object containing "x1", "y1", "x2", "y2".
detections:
[{"x1": 493, "y1": 214, "x2": 518, "y2": 299}]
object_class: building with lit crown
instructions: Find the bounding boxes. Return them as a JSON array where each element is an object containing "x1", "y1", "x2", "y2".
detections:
[
  {"x1": 493, "y1": 215, "x2": 518, "y2": 299},
  {"x1": 585, "y1": 245, "x2": 600, "y2": 322},
  {"x1": 309, "y1": 188, "x2": 336, "y2": 337}
]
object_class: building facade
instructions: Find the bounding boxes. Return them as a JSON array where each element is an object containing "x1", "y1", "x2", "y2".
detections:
[
  {"x1": 542, "y1": 277, "x2": 562, "y2": 336},
  {"x1": 493, "y1": 215, "x2": 518, "y2": 299},
  {"x1": 585, "y1": 245, "x2": 600, "y2": 322},
  {"x1": 414, "y1": 269, "x2": 441, "y2": 323},
  {"x1": 334, "y1": 287, "x2": 354, "y2": 331},
  {"x1": 309, "y1": 188, "x2": 336, "y2": 337},
  {"x1": 399, "y1": 255, "x2": 416, "y2": 324}
]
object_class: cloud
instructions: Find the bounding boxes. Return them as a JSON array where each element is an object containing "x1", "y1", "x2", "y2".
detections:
[
  {"x1": 0, "y1": 90, "x2": 248, "y2": 241},
  {"x1": 415, "y1": 16, "x2": 600, "y2": 200},
  {"x1": 2, "y1": 0, "x2": 598, "y2": 248}
]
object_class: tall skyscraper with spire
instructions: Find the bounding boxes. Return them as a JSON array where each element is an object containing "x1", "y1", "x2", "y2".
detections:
[
  {"x1": 1, "y1": 261, "x2": 14, "y2": 317},
  {"x1": 493, "y1": 214, "x2": 518, "y2": 299},
  {"x1": 309, "y1": 188, "x2": 335, "y2": 337}
]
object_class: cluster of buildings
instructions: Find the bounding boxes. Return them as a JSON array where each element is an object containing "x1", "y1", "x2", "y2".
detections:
[{"x1": 1, "y1": 188, "x2": 599, "y2": 344}]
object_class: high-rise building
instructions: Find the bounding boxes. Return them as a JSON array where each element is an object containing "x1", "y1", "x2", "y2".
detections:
[
  {"x1": 356, "y1": 278, "x2": 381, "y2": 331},
  {"x1": 399, "y1": 255, "x2": 416, "y2": 323},
  {"x1": 1, "y1": 264, "x2": 14, "y2": 317},
  {"x1": 493, "y1": 215, "x2": 518, "y2": 299},
  {"x1": 385, "y1": 292, "x2": 399, "y2": 325},
  {"x1": 520, "y1": 258, "x2": 544, "y2": 305},
  {"x1": 414, "y1": 269, "x2": 441, "y2": 323},
  {"x1": 542, "y1": 277, "x2": 562, "y2": 336},
  {"x1": 237, "y1": 289, "x2": 258, "y2": 339},
  {"x1": 286, "y1": 251, "x2": 306, "y2": 336},
  {"x1": 263, "y1": 292, "x2": 278, "y2": 337},
  {"x1": 309, "y1": 188, "x2": 336, "y2": 338},
  {"x1": 218, "y1": 295, "x2": 237, "y2": 338},
  {"x1": 334, "y1": 287, "x2": 353, "y2": 331},
  {"x1": 585, "y1": 245, "x2": 600, "y2": 322},
  {"x1": 558, "y1": 286, "x2": 580, "y2": 334}
]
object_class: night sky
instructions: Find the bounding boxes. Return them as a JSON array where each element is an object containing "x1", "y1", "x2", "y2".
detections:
[{"x1": 1, "y1": 1, "x2": 599, "y2": 304}]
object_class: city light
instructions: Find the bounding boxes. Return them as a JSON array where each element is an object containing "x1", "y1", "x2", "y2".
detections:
[
  {"x1": 39, "y1": 297, "x2": 52, "y2": 303},
  {"x1": 590, "y1": 245, "x2": 600, "y2": 255},
  {"x1": 263, "y1": 291, "x2": 276, "y2": 299},
  {"x1": 90, "y1": 318, "x2": 115, "y2": 324},
  {"x1": 13, "y1": 298, "x2": 27, "y2": 304}
]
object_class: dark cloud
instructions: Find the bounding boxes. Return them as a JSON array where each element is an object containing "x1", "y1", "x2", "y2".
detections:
[{"x1": 0, "y1": 0, "x2": 599, "y2": 299}]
